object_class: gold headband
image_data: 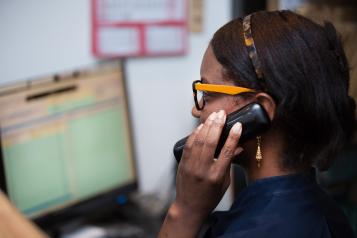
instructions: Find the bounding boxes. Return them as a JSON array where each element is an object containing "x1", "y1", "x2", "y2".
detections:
[{"x1": 243, "y1": 14, "x2": 264, "y2": 80}]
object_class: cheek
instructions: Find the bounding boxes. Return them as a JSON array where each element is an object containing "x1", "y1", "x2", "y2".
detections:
[
  {"x1": 199, "y1": 107, "x2": 217, "y2": 123},
  {"x1": 199, "y1": 98, "x2": 235, "y2": 123},
  {"x1": 199, "y1": 111, "x2": 210, "y2": 124},
  {"x1": 224, "y1": 96, "x2": 253, "y2": 115}
]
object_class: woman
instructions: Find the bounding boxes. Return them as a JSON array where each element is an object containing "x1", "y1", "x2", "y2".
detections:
[{"x1": 159, "y1": 10, "x2": 355, "y2": 238}]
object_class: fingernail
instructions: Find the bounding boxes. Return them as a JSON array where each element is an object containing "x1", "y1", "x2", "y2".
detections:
[
  {"x1": 216, "y1": 110, "x2": 225, "y2": 121},
  {"x1": 217, "y1": 110, "x2": 225, "y2": 119},
  {"x1": 208, "y1": 112, "x2": 217, "y2": 121},
  {"x1": 197, "y1": 123, "x2": 203, "y2": 130},
  {"x1": 232, "y1": 122, "x2": 242, "y2": 134}
]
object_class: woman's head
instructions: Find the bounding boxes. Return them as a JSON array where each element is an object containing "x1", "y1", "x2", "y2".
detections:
[{"x1": 199, "y1": 10, "x2": 355, "y2": 171}]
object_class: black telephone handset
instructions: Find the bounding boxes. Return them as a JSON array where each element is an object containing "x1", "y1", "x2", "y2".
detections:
[{"x1": 173, "y1": 103, "x2": 271, "y2": 163}]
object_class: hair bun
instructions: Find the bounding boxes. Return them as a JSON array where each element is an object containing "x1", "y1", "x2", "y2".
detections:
[
  {"x1": 323, "y1": 21, "x2": 339, "y2": 48},
  {"x1": 323, "y1": 21, "x2": 349, "y2": 75},
  {"x1": 349, "y1": 96, "x2": 356, "y2": 111}
]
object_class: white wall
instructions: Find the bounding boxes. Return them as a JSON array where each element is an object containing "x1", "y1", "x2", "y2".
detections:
[{"x1": 0, "y1": 0, "x2": 232, "y2": 208}]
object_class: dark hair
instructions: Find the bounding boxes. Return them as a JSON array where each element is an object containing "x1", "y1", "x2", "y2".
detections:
[{"x1": 211, "y1": 10, "x2": 356, "y2": 171}]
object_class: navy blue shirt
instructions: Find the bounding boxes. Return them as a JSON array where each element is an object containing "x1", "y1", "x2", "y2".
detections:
[{"x1": 204, "y1": 169, "x2": 355, "y2": 238}]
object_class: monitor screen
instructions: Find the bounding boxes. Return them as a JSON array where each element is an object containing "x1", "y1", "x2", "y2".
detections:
[{"x1": 0, "y1": 62, "x2": 137, "y2": 219}]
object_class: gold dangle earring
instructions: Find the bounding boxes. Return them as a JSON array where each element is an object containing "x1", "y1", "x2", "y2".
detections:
[{"x1": 256, "y1": 136, "x2": 262, "y2": 168}]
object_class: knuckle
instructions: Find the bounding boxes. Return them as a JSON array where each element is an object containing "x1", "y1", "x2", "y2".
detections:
[
  {"x1": 181, "y1": 164, "x2": 194, "y2": 177},
  {"x1": 206, "y1": 169, "x2": 221, "y2": 184},
  {"x1": 183, "y1": 165, "x2": 193, "y2": 175},
  {"x1": 184, "y1": 143, "x2": 192, "y2": 153},
  {"x1": 207, "y1": 174, "x2": 220, "y2": 186},
  {"x1": 205, "y1": 138, "x2": 217, "y2": 148},
  {"x1": 213, "y1": 119, "x2": 224, "y2": 127},
  {"x1": 206, "y1": 117, "x2": 214, "y2": 125},
  {"x1": 193, "y1": 138, "x2": 205, "y2": 147},
  {"x1": 192, "y1": 171, "x2": 205, "y2": 182},
  {"x1": 222, "y1": 146, "x2": 235, "y2": 158},
  {"x1": 212, "y1": 122, "x2": 224, "y2": 133},
  {"x1": 229, "y1": 131, "x2": 240, "y2": 140}
]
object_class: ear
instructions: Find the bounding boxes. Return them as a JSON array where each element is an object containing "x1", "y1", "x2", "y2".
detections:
[{"x1": 255, "y1": 93, "x2": 276, "y2": 121}]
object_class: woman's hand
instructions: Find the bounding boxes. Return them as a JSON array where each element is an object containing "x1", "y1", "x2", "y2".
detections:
[{"x1": 159, "y1": 110, "x2": 243, "y2": 238}]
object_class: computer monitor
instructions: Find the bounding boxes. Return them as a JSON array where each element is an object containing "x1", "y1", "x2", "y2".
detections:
[{"x1": 0, "y1": 62, "x2": 137, "y2": 226}]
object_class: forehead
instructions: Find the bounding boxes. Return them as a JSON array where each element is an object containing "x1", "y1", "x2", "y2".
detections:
[{"x1": 200, "y1": 46, "x2": 233, "y2": 85}]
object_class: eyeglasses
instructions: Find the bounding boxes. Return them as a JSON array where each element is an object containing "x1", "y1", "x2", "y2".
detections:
[{"x1": 192, "y1": 80, "x2": 256, "y2": 110}]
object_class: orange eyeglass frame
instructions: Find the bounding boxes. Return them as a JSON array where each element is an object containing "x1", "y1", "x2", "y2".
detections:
[{"x1": 192, "y1": 80, "x2": 256, "y2": 110}]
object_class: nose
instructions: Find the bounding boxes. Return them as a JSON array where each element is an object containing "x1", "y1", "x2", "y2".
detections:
[{"x1": 191, "y1": 105, "x2": 201, "y2": 118}]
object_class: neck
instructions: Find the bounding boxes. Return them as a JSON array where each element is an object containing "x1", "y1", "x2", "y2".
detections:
[
  {"x1": 240, "y1": 133, "x2": 295, "y2": 183},
  {"x1": 245, "y1": 155, "x2": 291, "y2": 183}
]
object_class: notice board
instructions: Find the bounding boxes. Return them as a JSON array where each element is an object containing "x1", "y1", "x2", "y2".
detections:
[{"x1": 92, "y1": 0, "x2": 188, "y2": 58}]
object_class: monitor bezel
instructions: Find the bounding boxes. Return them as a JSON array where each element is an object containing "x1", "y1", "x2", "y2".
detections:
[{"x1": 0, "y1": 60, "x2": 139, "y2": 229}]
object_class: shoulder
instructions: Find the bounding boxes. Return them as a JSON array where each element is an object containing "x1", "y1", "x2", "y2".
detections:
[
  {"x1": 207, "y1": 188, "x2": 354, "y2": 238},
  {"x1": 209, "y1": 210, "x2": 323, "y2": 238},
  {"x1": 209, "y1": 210, "x2": 353, "y2": 238}
]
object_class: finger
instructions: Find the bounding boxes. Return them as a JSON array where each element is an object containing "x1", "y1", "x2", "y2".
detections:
[
  {"x1": 181, "y1": 123, "x2": 204, "y2": 162},
  {"x1": 234, "y1": 147, "x2": 244, "y2": 157},
  {"x1": 191, "y1": 112, "x2": 217, "y2": 163},
  {"x1": 200, "y1": 110, "x2": 226, "y2": 163},
  {"x1": 216, "y1": 122, "x2": 242, "y2": 173}
]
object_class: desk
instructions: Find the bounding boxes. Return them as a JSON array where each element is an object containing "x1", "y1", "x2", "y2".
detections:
[{"x1": 40, "y1": 193, "x2": 165, "y2": 238}]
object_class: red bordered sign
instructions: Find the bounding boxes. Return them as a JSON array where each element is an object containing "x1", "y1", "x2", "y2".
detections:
[{"x1": 92, "y1": 0, "x2": 188, "y2": 58}]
